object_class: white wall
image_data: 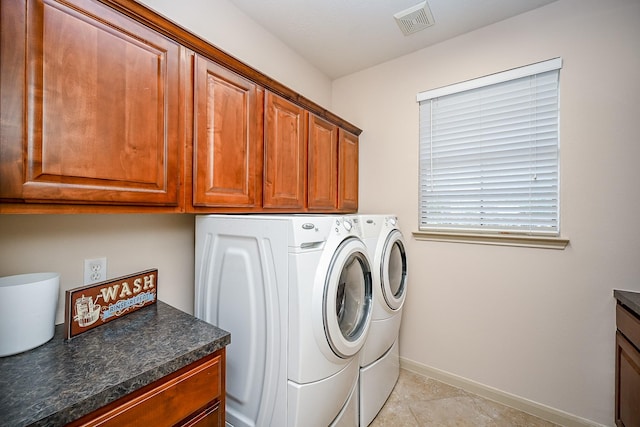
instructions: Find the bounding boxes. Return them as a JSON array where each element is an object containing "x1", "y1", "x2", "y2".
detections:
[
  {"x1": 0, "y1": 214, "x2": 196, "y2": 320},
  {"x1": 137, "y1": 0, "x2": 333, "y2": 108},
  {"x1": 331, "y1": 0, "x2": 640, "y2": 425}
]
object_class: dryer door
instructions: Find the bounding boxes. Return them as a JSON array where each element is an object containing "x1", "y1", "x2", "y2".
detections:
[
  {"x1": 381, "y1": 230, "x2": 407, "y2": 311},
  {"x1": 324, "y1": 237, "x2": 373, "y2": 358}
]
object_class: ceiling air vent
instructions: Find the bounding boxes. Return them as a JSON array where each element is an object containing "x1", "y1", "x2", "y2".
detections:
[{"x1": 394, "y1": 1, "x2": 435, "y2": 36}]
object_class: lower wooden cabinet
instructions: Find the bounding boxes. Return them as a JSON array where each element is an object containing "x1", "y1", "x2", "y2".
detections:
[
  {"x1": 67, "y1": 349, "x2": 225, "y2": 427},
  {"x1": 615, "y1": 304, "x2": 640, "y2": 427}
]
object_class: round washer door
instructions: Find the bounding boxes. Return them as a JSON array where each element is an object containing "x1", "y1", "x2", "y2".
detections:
[
  {"x1": 381, "y1": 229, "x2": 408, "y2": 311},
  {"x1": 323, "y1": 237, "x2": 373, "y2": 358}
]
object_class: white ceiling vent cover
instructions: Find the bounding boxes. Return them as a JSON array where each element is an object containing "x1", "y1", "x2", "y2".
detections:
[{"x1": 394, "y1": 1, "x2": 435, "y2": 36}]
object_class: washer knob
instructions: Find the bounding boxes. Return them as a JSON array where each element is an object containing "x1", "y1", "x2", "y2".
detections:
[
  {"x1": 343, "y1": 219, "x2": 353, "y2": 231},
  {"x1": 388, "y1": 217, "x2": 397, "y2": 227}
]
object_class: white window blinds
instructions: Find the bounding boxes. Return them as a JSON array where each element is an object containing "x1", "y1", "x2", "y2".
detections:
[{"x1": 417, "y1": 58, "x2": 561, "y2": 236}]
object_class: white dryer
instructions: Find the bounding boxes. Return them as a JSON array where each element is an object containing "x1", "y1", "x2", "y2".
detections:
[
  {"x1": 195, "y1": 215, "x2": 373, "y2": 427},
  {"x1": 357, "y1": 214, "x2": 408, "y2": 426}
]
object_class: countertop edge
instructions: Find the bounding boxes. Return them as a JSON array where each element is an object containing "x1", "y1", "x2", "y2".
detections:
[{"x1": 614, "y1": 289, "x2": 640, "y2": 318}]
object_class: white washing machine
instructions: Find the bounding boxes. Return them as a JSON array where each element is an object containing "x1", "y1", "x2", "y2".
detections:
[
  {"x1": 357, "y1": 214, "x2": 408, "y2": 426},
  {"x1": 195, "y1": 215, "x2": 373, "y2": 427}
]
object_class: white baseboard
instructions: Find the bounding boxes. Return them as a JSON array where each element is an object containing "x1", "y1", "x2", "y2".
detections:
[{"x1": 399, "y1": 357, "x2": 608, "y2": 427}]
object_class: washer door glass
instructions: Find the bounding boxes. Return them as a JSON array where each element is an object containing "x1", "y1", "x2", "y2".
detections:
[
  {"x1": 382, "y1": 230, "x2": 407, "y2": 310},
  {"x1": 324, "y1": 237, "x2": 372, "y2": 358}
]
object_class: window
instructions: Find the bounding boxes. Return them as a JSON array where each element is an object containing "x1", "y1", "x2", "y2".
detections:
[{"x1": 417, "y1": 58, "x2": 562, "y2": 242}]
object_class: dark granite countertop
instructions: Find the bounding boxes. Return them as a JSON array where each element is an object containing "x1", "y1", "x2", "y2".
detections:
[
  {"x1": 0, "y1": 300, "x2": 230, "y2": 427},
  {"x1": 614, "y1": 289, "x2": 640, "y2": 318}
]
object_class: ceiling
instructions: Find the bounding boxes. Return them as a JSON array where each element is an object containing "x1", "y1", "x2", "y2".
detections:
[{"x1": 230, "y1": 0, "x2": 558, "y2": 79}]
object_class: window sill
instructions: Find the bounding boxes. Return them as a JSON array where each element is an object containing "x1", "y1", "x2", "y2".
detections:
[{"x1": 412, "y1": 231, "x2": 569, "y2": 250}]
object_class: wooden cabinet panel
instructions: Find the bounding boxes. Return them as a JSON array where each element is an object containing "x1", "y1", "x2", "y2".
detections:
[
  {"x1": 338, "y1": 130, "x2": 359, "y2": 212},
  {"x1": 308, "y1": 115, "x2": 338, "y2": 211},
  {"x1": 180, "y1": 402, "x2": 222, "y2": 427},
  {"x1": 0, "y1": 0, "x2": 184, "y2": 206},
  {"x1": 618, "y1": 304, "x2": 640, "y2": 350},
  {"x1": 616, "y1": 303, "x2": 640, "y2": 427},
  {"x1": 69, "y1": 350, "x2": 225, "y2": 427},
  {"x1": 192, "y1": 55, "x2": 263, "y2": 208},
  {"x1": 0, "y1": 1, "x2": 27, "y2": 202},
  {"x1": 264, "y1": 92, "x2": 307, "y2": 209},
  {"x1": 616, "y1": 331, "x2": 640, "y2": 427}
]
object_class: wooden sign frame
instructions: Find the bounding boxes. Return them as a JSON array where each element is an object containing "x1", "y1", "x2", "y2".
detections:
[{"x1": 64, "y1": 269, "x2": 158, "y2": 339}]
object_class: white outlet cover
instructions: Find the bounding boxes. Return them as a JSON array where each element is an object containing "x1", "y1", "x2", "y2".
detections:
[{"x1": 84, "y1": 257, "x2": 107, "y2": 284}]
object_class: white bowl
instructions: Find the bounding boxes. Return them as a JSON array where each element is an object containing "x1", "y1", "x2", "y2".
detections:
[{"x1": 0, "y1": 272, "x2": 60, "y2": 357}]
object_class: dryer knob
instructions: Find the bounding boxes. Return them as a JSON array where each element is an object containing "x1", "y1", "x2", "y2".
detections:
[
  {"x1": 343, "y1": 219, "x2": 353, "y2": 231},
  {"x1": 388, "y1": 217, "x2": 397, "y2": 227}
]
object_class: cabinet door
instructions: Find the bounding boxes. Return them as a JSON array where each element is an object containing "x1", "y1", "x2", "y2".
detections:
[
  {"x1": 192, "y1": 56, "x2": 263, "y2": 208},
  {"x1": 264, "y1": 92, "x2": 307, "y2": 209},
  {"x1": 307, "y1": 115, "x2": 338, "y2": 211},
  {"x1": 338, "y1": 130, "x2": 359, "y2": 212},
  {"x1": 616, "y1": 331, "x2": 640, "y2": 427},
  {"x1": 69, "y1": 351, "x2": 224, "y2": 427},
  {"x1": 0, "y1": 0, "x2": 183, "y2": 206},
  {"x1": 179, "y1": 402, "x2": 222, "y2": 427}
]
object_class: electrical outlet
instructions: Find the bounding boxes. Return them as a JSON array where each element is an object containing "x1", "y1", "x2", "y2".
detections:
[{"x1": 84, "y1": 257, "x2": 107, "y2": 285}]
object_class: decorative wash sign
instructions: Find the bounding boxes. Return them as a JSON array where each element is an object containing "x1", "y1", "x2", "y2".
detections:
[{"x1": 64, "y1": 269, "x2": 158, "y2": 339}]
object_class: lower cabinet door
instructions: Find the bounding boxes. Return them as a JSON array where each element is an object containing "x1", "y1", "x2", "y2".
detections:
[
  {"x1": 180, "y1": 402, "x2": 222, "y2": 427},
  {"x1": 68, "y1": 352, "x2": 224, "y2": 427},
  {"x1": 616, "y1": 331, "x2": 640, "y2": 427}
]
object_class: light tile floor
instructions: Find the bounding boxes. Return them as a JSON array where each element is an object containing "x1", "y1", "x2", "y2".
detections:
[{"x1": 370, "y1": 369, "x2": 560, "y2": 427}]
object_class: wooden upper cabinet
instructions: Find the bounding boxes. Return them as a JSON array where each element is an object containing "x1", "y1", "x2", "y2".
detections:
[
  {"x1": 308, "y1": 115, "x2": 338, "y2": 211},
  {"x1": 192, "y1": 55, "x2": 264, "y2": 209},
  {"x1": 0, "y1": 0, "x2": 361, "y2": 213},
  {"x1": 0, "y1": 0, "x2": 184, "y2": 207},
  {"x1": 264, "y1": 92, "x2": 307, "y2": 210},
  {"x1": 338, "y1": 130, "x2": 359, "y2": 212}
]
